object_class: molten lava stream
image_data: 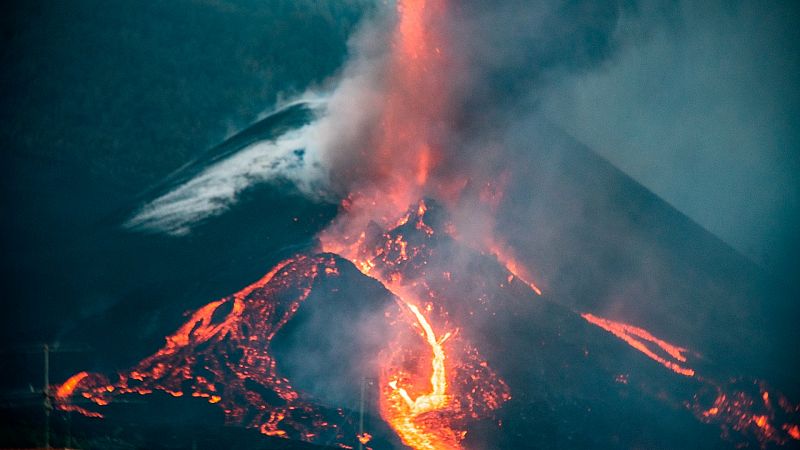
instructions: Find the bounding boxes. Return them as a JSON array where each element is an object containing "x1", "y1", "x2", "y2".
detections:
[
  {"x1": 485, "y1": 240, "x2": 543, "y2": 296},
  {"x1": 380, "y1": 294, "x2": 460, "y2": 450},
  {"x1": 581, "y1": 313, "x2": 695, "y2": 376},
  {"x1": 321, "y1": 198, "x2": 512, "y2": 450}
]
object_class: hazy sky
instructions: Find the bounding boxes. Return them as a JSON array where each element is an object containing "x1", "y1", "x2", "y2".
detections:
[{"x1": 539, "y1": 0, "x2": 799, "y2": 278}]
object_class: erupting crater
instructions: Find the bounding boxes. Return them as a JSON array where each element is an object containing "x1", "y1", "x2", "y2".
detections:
[
  {"x1": 56, "y1": 200, "x2": 800, "y2": 449},
  {"x1": 54, "y1": 0, "x2": 800, "y2": 447}
]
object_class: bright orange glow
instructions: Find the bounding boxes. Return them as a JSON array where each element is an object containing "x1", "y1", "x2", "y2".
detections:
[
  {"x1": 53, "y1": 0, "x2": 800, "y2": 443},
  {"x1": 54, "y1": 256, "x2": 357, "y2": 443},
  {"x1": 486, "y1": 239, "x2": 543, "y2": 295},
  {"x1": 357, "y1": 432, "x2": 373, "y2": 445},
  {"x1": 416, "y1": 144, "x2": 431, "y2": 186},
  {"x1": 693, "y1": 384, "x2": 800, "y2": 446},
  {"x1": 581, "y1": 313, "x2": 695, "y2": 376},
  {"x1": 381, "y1": 298, "x2": 457, "y2": 450},
  {"x1": 54, "y1": 371, "x2": 105, "y2": 418},
  {"x1": 323, "y1": 194, "x2": 510, "y2": 450},
  {"x1": 55, "y1": 195, "x2": 800, "y2": 449},
  {"x1": 55, "y1": 371, "x2": 90, "y2": 400},
  {"x1": 376, "y1": 0, "x2": 447, "y2": 209}
]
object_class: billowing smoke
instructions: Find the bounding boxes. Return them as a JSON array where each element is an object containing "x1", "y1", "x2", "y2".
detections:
[
  {"x1": 124, "y1": 0, "x2": 627, "y2": 238},
  {"x1": 124, "y1": 0, "x2": 797, "y2": 383},
  {"x1": 125, "y1": 120, "x2": 321, "y2": 235},
  {"x1": 57, "y1": 2, "x2": 800, "y2": 446}
]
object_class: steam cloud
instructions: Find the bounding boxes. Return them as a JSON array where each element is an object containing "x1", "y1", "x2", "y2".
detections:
[
  {"x1": 122, "y1": 13, "x2": 394, "y2": 235},
  {"x1": 125, "y1": 1, "x2": 797, "y2": 278},
  {"x1": 123, "y1": 0, "x2": 629, "y2": 236},
  {"x1": 124, "y1": 100, "x2": 330, "y2": 235}
]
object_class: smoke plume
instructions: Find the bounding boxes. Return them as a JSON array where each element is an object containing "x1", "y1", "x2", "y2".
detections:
[{"x1": 124, "y1": 0, "x2": 797, "y2": 383}]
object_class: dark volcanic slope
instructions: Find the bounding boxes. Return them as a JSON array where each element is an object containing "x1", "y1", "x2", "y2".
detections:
[
  {"x1": 353, "y1": 200, "x2": 799, "y2": 449},
  {"x1": 54, "y1": 201, "x2": 799, "y2": 449},
  {"x1": 129, "y1": 101, "x2": 319, "y2": 209},
  {"x1": 495, "y1": 116, "x2": 799, "y2": 394},
  {"x1": 21, "y1": 105, "x2": 798, "y2": 449}
]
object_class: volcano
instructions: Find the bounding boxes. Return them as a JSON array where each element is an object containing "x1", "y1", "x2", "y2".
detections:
[
  {"x1": 39, "y1": 0, "x2": 800, "y2": 448},
  {"x1": 55, "y1": 199, "x2": 799, "y2": 449}
]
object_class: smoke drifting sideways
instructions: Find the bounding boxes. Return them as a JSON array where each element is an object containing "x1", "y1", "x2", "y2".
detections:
[
  {"x1": 126, "y1": 0, "x2": 628, "y2": 242},
  {"x1": 125, "y1": 0, "x2": 797, "y2": 382}
]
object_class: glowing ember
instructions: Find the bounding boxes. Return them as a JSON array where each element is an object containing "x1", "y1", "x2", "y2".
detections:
[
  {"x1": 691, "y1": 380, "x2": 800, "y2": 447},
  {"x1": 357, "y1": 432, "x2": 372, "y2": 445},
  {"x1": 55, "y1": 371, "x2": 91, "y2": 400}
]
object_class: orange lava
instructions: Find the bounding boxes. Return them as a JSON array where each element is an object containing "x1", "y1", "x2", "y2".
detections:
[
  {"x1": 322, "y1": 194, "x2": 512, "y2": 450},
  {"x1": 53, "y1": 0, "x2": 800, "y2": 445},
  {"x1": 581, "y1": 313, "x2": 695, "y2": 376},
  {"x1": 357, "y1": 432, "x2": 372, "y2": 445},
  {"x1": 332, "y1": 203, "x2": 507, "y2": 449},
  {"x1": 693, "y1": 382, "x2": 800, "y2": 446},
  {"x1": 381, "y1": 298, "x2": 458, "y2": 450},
  {"x1": 319, "y1": 15, "x2": 526, "y2": 449},
  {"x1": 486, "y1": 240, "x2": 543, "y2": 296},
  {"x1": 583, "y1": 313, "x2": 800, "y2": 446},
  {"x1": 319, "y1": 0, "x2": 451, "y2": 254},
  {"x1": 55, "y1": 371, "x2": 90, "y2": 400},
  {"x1": 55, "y1": 255, "x2": 356, "y2": 443}
]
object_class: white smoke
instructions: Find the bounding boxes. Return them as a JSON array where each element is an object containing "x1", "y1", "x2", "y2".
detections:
[
  {"x1": 124, "y1": 13, "x2": 393, "y2": 236},
  {"x1": 124, "y1": 114, "x2": 326, "y2": 236}
]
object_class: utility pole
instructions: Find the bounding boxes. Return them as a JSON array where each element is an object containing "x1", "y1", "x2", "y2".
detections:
[
  {"x1": 43, "y1": 344, "x2": 51, "y2": 449},
  {"x1": 358, "y1": 377, "x2": 366, "y2": 450},
  {"x1": 1, "y1": 342, "x2": 91, "y2": 449},
  {"x1": 357, "y1": 378, "x2": 376, "y2": 450},
  {"x1": 0, "y1": 342, "x2": 91, "y2": 449}
]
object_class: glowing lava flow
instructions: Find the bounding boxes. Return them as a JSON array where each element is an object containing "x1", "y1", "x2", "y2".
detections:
[
  {"x1": 51, "y1": 0, "x2": 800, "y2": 444},
  {"x1": 582, "y1": 312, "x2": 800, "y2": 446},
  {"x1": 382, "y1": 300, "x2": 458, "y2": 450},
  {"x1": 691, "y1": 379, "x2": 800, "y2": 447},
  {"x1": 318, "y1": 3, "x2": 482, "y2": 444},
  {"x1": 581, "y1": 313, "x2": 695, "y2": 376},
  {"x1": 323, "y1": 200, "x2": 511, "y2": 449},
  {"x1": 55, "y1": 255, "x2": 360, "y2": 444},
  {"x1": 391, "y1": 303, "x2": 451, "y2": 414},
  {"x1": 486, "y1": 241, "x2": 543, "y2": 296},
  {"x1": 55, "y1": 371, "x2": 91, "y2": 400},
  {"x1": 54, "y1": 371, "x2": 104, "y2": 418}
]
